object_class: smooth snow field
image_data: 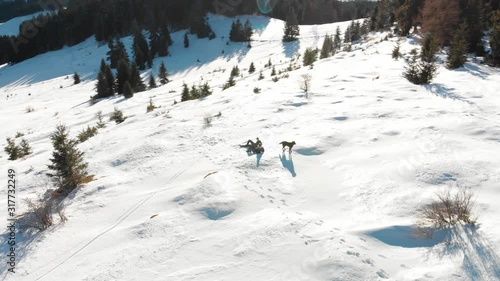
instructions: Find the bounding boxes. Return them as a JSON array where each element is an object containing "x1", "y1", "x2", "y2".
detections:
[{"x1": 1, "y1": 14, "x2": 500, "y2": 281}]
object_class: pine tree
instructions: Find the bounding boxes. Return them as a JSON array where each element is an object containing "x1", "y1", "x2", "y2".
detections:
[
  {"x1": 148, "y1": 72, "x2": 157, "y2": 89},
  {"x1": 421, "y1": 34, "x2": 439, "y2": 63},
  {"x1": 303, "y1": 47, "x2": 318, "y2": 66},
  {"x1": 249, "y1": 62, "x2": 255, "y2": 74},
  {"x1": 320, "y1": 35, "x2": 333, "y2": 59},
  {"x1": 447, "y1": 23, "x2": 469, "y2": 69},
  {"x1": 230, "y1": 19, "x2": 245, "y2": 42},
  {"x1": 230, "y1": 65, "x2": 240, "y2": 77},
  {"x1": 223, "y1": 75, "x2": 236, "y2": 90},
  {"x1": 129, "y1": 62, "x2": 146, "y2": 93},
  {"x1": 73, "y1": 72, "x2": 80, "y2": 84},
  {"x1": 116, "y1": 59, "x2": 131, "y2": 94},
  {"x1": 123, "y1": 81, "x2": 134, "y2": 98},
  {"x1": 47, "y1": 124, "x2": 88, "y2": 194},
  {"x1": 184, "y1": 33, "x2": 190, "y2": 48},
  {"x1": 133, "y1": 29, "x2": 150, "y2": 70},
  {"x1": 283, "y1": 8, "x2": 300, "y2": 42},
  {"x1": 396, "y1": 0, "x2": 424, "y2": 36},
  {"x1": 243, "y1": 19, "x2": 253, "y2": 41},
  {"x1": 200, "y1": 82, "x2": 212, "y2": 97},
  {"x1": 158, "y1": 62, "x2": 168, "y2": 84},
  {"x1": 344, "y1": 26, "x2": 351, "y2": 43},
  {"x1": 4, "y1": 138, "x2": 20, "y2": 160},
  {"x1": 258, "y1": 70, "x2": 264, "y2": 80},
  {"x1": 20, "y1": 139, "x2": 32, "y2": 156},
  {"x1": 333, "y1": 26, "x2": 342, "y2": 50},
  {"x1": 104, "y1": 65, "x2": 115, "y2": 97},
  {"x1": 190, "y1": 85, "x2": 200, "y2": 99},
  {"x1": 95, "y1": 59, "x2": 114, "y2": 98},
  {"x1": 158, "y1": 24, "x2": 171, "y2": 57},
  {"x1": 271, "y1": 66, "x2": 276, "y2": 76},
  {"x1": 374, "y1": 0, "x2": 393, "y2": 31},
  {"x1": 490, "y1": 11, "x2": 500, "y2": 66},
  {"x1": 392, "y1": 43, "x2": 401, "y2": 60},
  {"x1": 181, "y1": 83, "x2": 191, "y2": 101}
]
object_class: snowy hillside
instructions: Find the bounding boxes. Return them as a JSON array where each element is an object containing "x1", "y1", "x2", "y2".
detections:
[{"x1": 1, "y1": 14, "x2": 500, "y2": 281}]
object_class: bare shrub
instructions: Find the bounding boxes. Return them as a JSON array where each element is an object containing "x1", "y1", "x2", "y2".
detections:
[
  {"x1": 299, "y1": 74, "x2": 312, "y2": 97},
  {"x1": 25, "y1": 106, "x2": 35, "y2": 113},
  {"x1": 20, "y1": 197, "x2": 53, "y2": 231},
  {"x1": 420, "y1": 187, "x2": 476, "y2": 229}
]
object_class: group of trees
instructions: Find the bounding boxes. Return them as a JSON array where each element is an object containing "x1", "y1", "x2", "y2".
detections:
[
  {"x1": 95, "y1": 58, "x2": 149, "y2": 99},
  {"x1": 181, "y1": 82, "x2": 212, "y2": 102},
  {"x1": 0, "y1": 0, "x2": 376, "y2": 66},
  {"x1": 229, "y1": 19, "x2": 253, "y2": 42}
]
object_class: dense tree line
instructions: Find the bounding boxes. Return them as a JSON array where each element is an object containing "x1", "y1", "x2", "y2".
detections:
[
  {"x1": 0, "y1": 0, "x2": 42, "y2": 23},
  {"x1": 0, "y1": 0, "x2": 376, "y2": 66}
]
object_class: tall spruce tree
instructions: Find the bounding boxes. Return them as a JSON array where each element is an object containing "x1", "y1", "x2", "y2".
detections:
[
  {"x1": 124, "y1": 81, "x2": 134, "y2": 98},
  {"x1": 249, "y1": 62, "x2": 255, "y2": 73},
  {"x1": 148, "y1": 72, "x2": 157, "y2": 89},
  {"x1": 130, "y1": 62, "x2": 146, "y2": 93},
  {"x1": 133, "y1": 29, "x2": 150, "y2": 70},
  {"x1": 243, "y1": 19, "x2": 253, "y2": 41},
  {"x1": 181, "y1": 83, "x2": 190, "y2": 101},
  {"x1": 158, "y1": 62, "x2": 168, "y2": 84},
  {"x1": 490, "y1": 11, "x2": 500, "y2": 66},
  {"x1": 116, "y1": 59, "x2": 131, "y2": 94},
  {"x1": 447, "y1": 23, "x2": 469, "y2": 69},
  {"x1": 333, "y1": 26, "x2": 342, "y2": 50},
  {"x1": 283, "y1": 8, "x2": 300, "y2": 42},
  {"x1": 47, "y1": 124, "x2": 88, "y2": 194},
  {"x1": 320, "y1": 35, "x2": 333, "y2": 59}
]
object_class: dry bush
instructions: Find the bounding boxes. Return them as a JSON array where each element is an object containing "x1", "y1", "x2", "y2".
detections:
[
  {"x1": 204, "y1": 113, "x2": 213, "y2": 125},
  {"x1": 25, "y1": 106, "x2": 35, "y2": 113},
  {"x1": 299, "y1": 74, "x2": 312, "y2": 97},
  {"x1": 420, "y1": 187, "x2": 476, "y2": 229},
  {"x1": 19, "y1": 197, "x2": 54, "y2": 231}
]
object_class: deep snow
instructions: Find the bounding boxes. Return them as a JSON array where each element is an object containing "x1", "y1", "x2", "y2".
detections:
[{"x1": 1, "y1": 13, "x2": 500, "y2": 281}]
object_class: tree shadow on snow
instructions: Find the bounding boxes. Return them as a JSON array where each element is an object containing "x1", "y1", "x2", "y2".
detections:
[
  {"x1": 426, "y1": 225, "x2": 500, "y2": 280},
  {"x1": 283, "y1": 40, "x2": 300, "y2": 58},
  {"x1": 280, "y1": 154, "x2": 296, "y2": 177},
  {"x1": 0, "y1": 224, "x2": 44, "y2": 274},
  {"x1": 424, "y1": 83, "x2": 472, "y2": 104},
  {"x1": 456, "y1": 62, "x2": 492, "y2": 79}
]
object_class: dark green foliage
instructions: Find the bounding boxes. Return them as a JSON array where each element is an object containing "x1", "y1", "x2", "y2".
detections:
[
  {"x1": 181, "y1": 83, "x2": 191, "y2": 102},
  {"x1": 129, "y1": 63, "x2": 146, "y2": 93},
  {"x1": 149, "y1": 72, "x2": 157, "y2": 89},
  {"x1": 447, "y1": 23, "x2": 469, "y2": 69},
  {"x1": 491, "y1": 11, "x2": 500, "y2": 66},
  {"x1": 320, "y1": 35, "x2": 334, "y2": 59},
  {"x1": 5, "y1": 138, "x2": 21, "y2": 160},
  {"x1": 96, "y1": 111, "x2": 106, "y2": 128},
  {"x1": 253, "y1": 87, "x2": 261, "y2": 93},
  {"x1": 333, "y1": 27, "x2": 342, "y2": 50},
  {"x1": 77, "y1": 126, "x2": 98, "y2": 143},
  {"x1": 372, "y1": 0, "x2": 394, "y2": 31},
  {"x1": 421, "y1": 34, "x2": 439, "y2": 63},
  {"x1": 396, "y1": 0, "x2": 424, "y2": 36},
  {"x1": 116, "y1": 59, "x2": 131, "y2": 94},
  {"x1": 47, "y1": 124, "x2": 89, "y2": 194},
  {"x1": 107, "y1": 38, "x2": 129, "y2": 68},
  {"x1": 110, "y1": 108, "x2": 126, "y2": 124},
  {"x1": 73, "y1": 72, "x2": 81, "y2": 85},
  {"x1": 147, "y1": 98, "x2": 158, "y2": 113},
  {"x1": 230, "y1": 66, "x2": 240, "y2": 77},
  {"x1": 265, "y1": 58, "x2": 272, "y2": 68},
  {"x1": 392, "y1": 43, "x2": 401, "y2": 60},
  {"x1": 271, "y1": 66, "x2": 276, "y2": 76},
  {"x1": 403, "y1": 35, "x2": 439, "y2": 84},
  {"x1": 249, "y1": 62, "x2": 255, "y2": 73},
  {"x1": 223, "y1": 75, "x2": 236, "y2": 90},
  {"x1": 200, "y1": 83, "x2": 212, "y2": 97},
  {"x1": 133, "y1": 29, "x2": 150, "y2": 70},
  {"x1": 190, "y1": 17, "x2": 216, "y2": 39},
  {"x1": 190, "y1": 85, "x2": 200, "y2": 99},
  {"x1": 20, "y1": 139, "x2": 32, "y2": 156},
  {"x1": 283, "y1": 8, "x2": 300, "y2": 42},
  {"x1": 229, "y1": 19, "x2": 252, "y2": 42},
  {"x1": 303, "y1": 47, "x2": 318, "y2": 66},
  {"x1": 123, "y1": 81, "x2": 134, "y2": 99},
  {"x1": 158, "y1": 62, "x2": 169, "y2": 84},
  {"x1": 184, "y1": 33, "x2": 190, "y2": 48},
  {"x1": 258, "y1": 70, "x2": 264, "y2": 80},
  {"x1": 96, "y1": 59, "x2": 115, "y2": 98}
]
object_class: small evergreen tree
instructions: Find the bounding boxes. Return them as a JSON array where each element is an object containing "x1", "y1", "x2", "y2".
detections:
[
  {"x1": 392, "y1": 43, "x2": 401, "y2": 60},
  {"x1": 303, "y1": 47, "x2": 318, "y2": 66},
  {"x1": 223, "y1": 75, "x2": 236, "y2": 90},
  {"x1": 333, "y1": 26, "x2": 342, "y2": 50},
  {"x1": 148, "y1": 72, "x2": 157, "y2": 89},
  {"x1": 20, "y1": 139, "x2": 32, "y2": 156},
  {"x1": 249, "y1": 62, "x2": 255, "y2": 74},
  {"x1": 181, "y1": 83, "x2": 191, "y2": 101},
  {"x1": 421, "y1": 34, "x2": 439, "y2": 63},
  {"x1": 184, "y1": 33, "x2": 190, "y2": 48},
  {"x1": 243, "y1": 19, "x2": 253, "y2": 41},
  {"x1": 320, "y1": 35, "x2": 334, "y2": 59},
  {"x1": 283, "y1": 8, "x2": 300, "y2": 42},
  {"x1": 158, "y1": 62, "x2": 169, "y2": 84},
  {"x1": 447, "y1": 23, "x2": 469, "y2": 69},
  {"x1": 258, "y1": 70, "x2": 264, "y2": 80},
  {"x1": 230, "y1": 65, "x2": 240, "y2": 77},
  {"x1": 4, "y1": 138, "x2": 20, "y2": 160},
  {"x1": 47, "y1": 124, "x2": 89, "y2": 194},
  {"x1": 271, "y1": 66, "x2": 276, "y2": 76},
  {"x1": 73, "y1": 72, "x2": 81, "y2": 85},
  {"x1": 200, "y1": 82, "x2": 212, "y2": 97},
  {"x1": 129, "y1": 63, "x2": 146, "y2": 92},
  {"x1": 147, "y1": 98, "x2": 158, "y2": 113},
  {"x1": 190, "y1": 85, "x2": 200, "y2": 99},
  {"x1": 116, "y1": 59, "x2": 131, "y2": 94}
]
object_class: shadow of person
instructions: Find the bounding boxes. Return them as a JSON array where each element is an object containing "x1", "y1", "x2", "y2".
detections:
[{"x1": 280, "y1": 154, "x2": 296, "y2": 177}]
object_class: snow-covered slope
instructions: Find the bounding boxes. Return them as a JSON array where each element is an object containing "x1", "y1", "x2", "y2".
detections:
[{"x1": 1, "y1": 14, "x2": 500, "y2": 281}]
